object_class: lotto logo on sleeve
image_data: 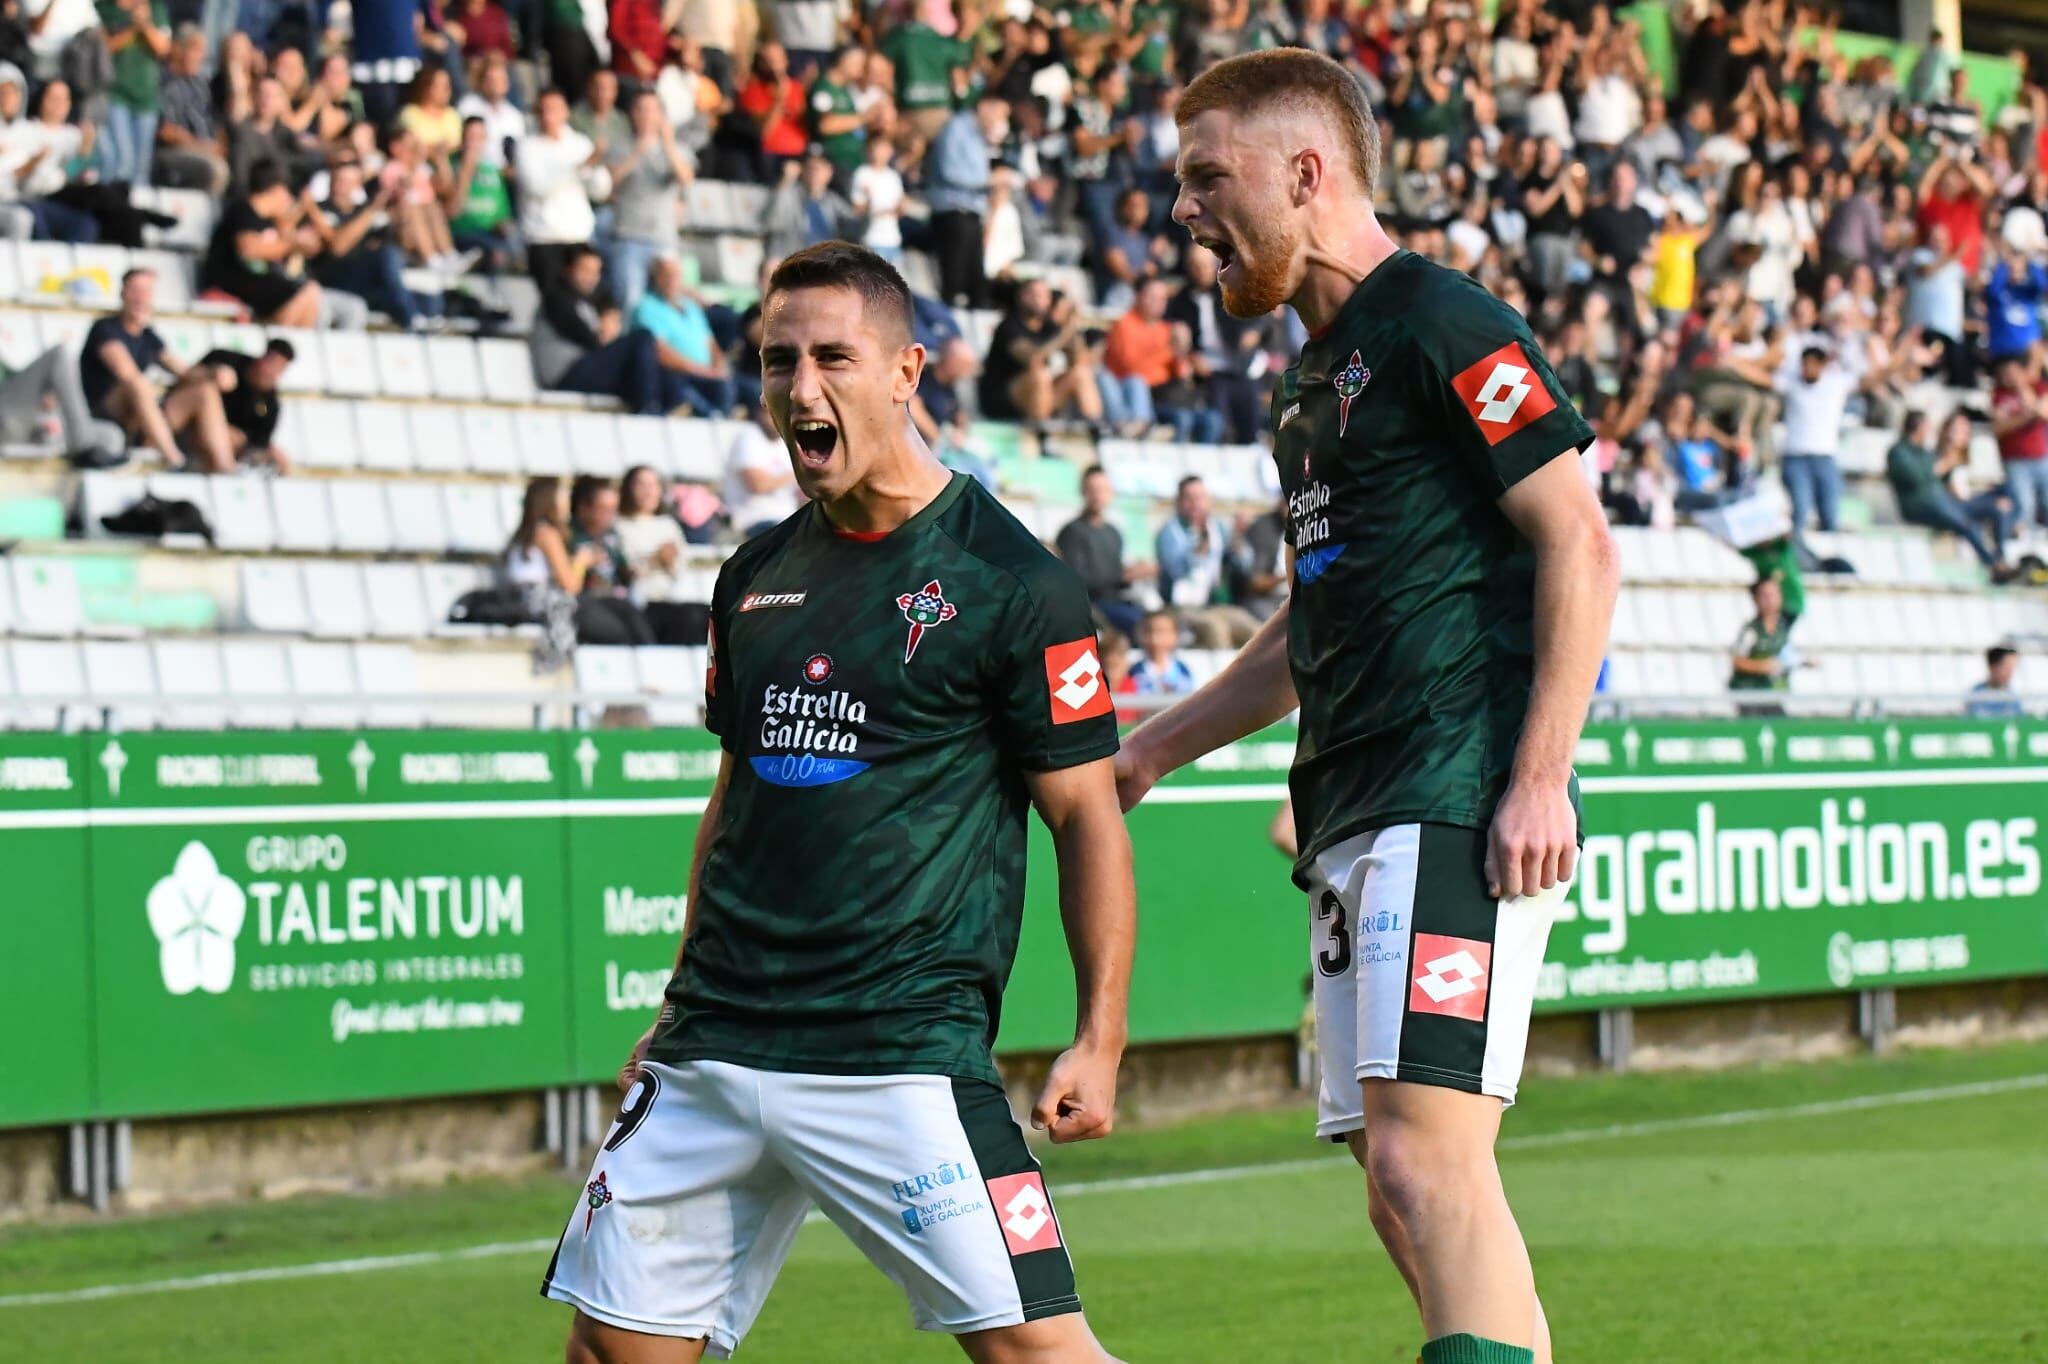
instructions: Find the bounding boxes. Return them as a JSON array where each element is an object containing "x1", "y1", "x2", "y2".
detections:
[
  {"x1": 1450, "y1": 342, "x2": 1556, "y2": 444},
  {"x1": 1043, "y1": 638, "x2": 1113, "y2": 724},
  {"x1": 986, "y1": 1171, "x2": 1063, "y2": 1256},
  {"x1": 1408, "y1": 933, "x2": 1492, "y2": 1021}
]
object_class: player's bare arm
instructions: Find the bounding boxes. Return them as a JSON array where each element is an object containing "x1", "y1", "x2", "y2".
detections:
[
  {"x1": 1024, "y1": 757, "x2": 1135, "y2": 1144},
  {"x1": 1113, "y1": 602, "x2": 1297, "y2": 811},
  {"x1": 618, "y1": 750, "x2": 730, "y2": 1091},
  {"x1": 1489, "y1": 454, "x2": 1619, "y2": 901}
]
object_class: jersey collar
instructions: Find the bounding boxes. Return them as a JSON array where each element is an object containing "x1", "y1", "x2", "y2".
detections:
[
  {"x1": 1299, "y1": 248, "x2": 1411, "y2": 382},
  {"x1": 810, "y1": 471, "x2": 967, "y2": 544}
]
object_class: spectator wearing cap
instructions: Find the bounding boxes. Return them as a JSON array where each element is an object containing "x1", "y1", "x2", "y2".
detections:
[
  {"x1": 516, "y1": 87, "x2": 600, "y2": 286},
  {"x1": 1777, "y1": 344, "x2": 1874, "y2": 551},
  {"x1": 203, "y1": 163, "x2": 326, "y2": 328},
  {"x1": 199, "y1": 338, "x2": 294, "y2": 473},
  {"x1": 1991, "y1": 353, "x2": 2048, "y2": 537},
  {"x1": 922, "y1": 95, "x2": 1005, "y2": 310},
  {"x1": 81, "y1": 268, "x2": 239, "y2": 472},
  {"x1": 1967, "y1": 646, "x2": 2023, "y2": 719},
  {"x1": 605, "y1": 89, "x2": 695, "y2": 314},
  {"x1": 632, "y1": 255, "x2": 735, "y2": 417},
  {"x1": 1887, "y1": 410, "x2": 2014, "y2": 579},
  {"x1": 1055, "y1": 465, "x2": 1151, "y2": 643},
  {"x1": 155, "y1": 24, "x2": 227, "y2": 194},
  {"x1": 532, "y1": 243, "x2": 676, "y2": 415}
]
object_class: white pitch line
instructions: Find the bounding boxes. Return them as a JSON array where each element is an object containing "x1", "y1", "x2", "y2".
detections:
[{"x1": 2, "y1": 1071, "x2": 2040, "y2": 1310}]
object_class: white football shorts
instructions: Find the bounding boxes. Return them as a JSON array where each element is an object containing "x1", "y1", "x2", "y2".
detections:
[{"x1": 541, "y1": 1060, "x2": 1080, "y2": 1356}]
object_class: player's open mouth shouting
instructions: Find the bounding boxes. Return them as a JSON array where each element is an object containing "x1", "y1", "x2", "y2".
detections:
[
  {"x1": 1195, "y1": 236, "x2": 1237, "y2": 282},
  {"x1": 789, "y1": 415, "x2": 839, "y2": 468}
]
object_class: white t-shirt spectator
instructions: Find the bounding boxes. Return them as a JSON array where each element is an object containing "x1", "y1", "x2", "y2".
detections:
[
  {"x1": 27, "y1": 0, "x2": 98, "y2": 64},
  {"x1": 724, "y1": 423, "x2": 800, "y2": 532},
  {"x1": 1523, "y1": 90, "x2": 1574, "y2": 149},
  {"x1": 457, "y1": 92, "x2": 526, "y2": 167},
  {"x1": 617, "y1": 513, "x2": 687, "y2": 602},
  {"x1": 774, "y1": 0, "x2": 838, "y2": 52},
  {"x1": 850, "y1": 163, "x2": 904, "y2": 249},
  {"x1": 17, "y1": 120, "x2": 81, "y2": 199},
  {"x1": 516, "y1": 128, "x2": 598, "y2": 246},
  {"x1": 1575, "y1": 73, "x2": 1642, "y2": 146},
  {"x1": 1779, "y1": 363, "x2": 1860, "y2": 457}
]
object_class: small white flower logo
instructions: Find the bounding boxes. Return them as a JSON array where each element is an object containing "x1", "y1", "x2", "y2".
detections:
[{"x1": 146, "y1": 842, "x2": 246, "y2": 995}]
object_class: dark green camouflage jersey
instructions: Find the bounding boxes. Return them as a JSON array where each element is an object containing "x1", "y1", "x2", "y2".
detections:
[
  {"x1": 649, "y1": 474, "x2": 1120, "y2": 1083},
  {"x1": 1271, "y1": 250, "x2": 1594, "y2": 884}
]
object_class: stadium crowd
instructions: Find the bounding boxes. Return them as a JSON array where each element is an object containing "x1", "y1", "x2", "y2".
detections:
[{"x1": 0, "y1": 0, "x2": 2046, "y2": 682}]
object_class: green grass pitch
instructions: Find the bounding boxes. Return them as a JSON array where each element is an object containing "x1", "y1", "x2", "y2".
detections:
[{"x1": 2, "y1": 1039, "x2": 2044, "y2": 1362}]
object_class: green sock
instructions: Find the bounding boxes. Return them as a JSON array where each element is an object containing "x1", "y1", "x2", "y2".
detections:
[{"x1": 1420, "y1": 1334, "x2": 1535, "y2": 1364}]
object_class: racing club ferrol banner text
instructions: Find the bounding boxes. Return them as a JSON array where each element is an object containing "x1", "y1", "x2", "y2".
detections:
[{"x1": 0, "y1": 718, "x2": 2044, "y2": 1126}]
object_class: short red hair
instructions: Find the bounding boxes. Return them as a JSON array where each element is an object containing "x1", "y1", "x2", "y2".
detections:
[{"x1": 1176, "y1": 48, "x2": 1382, "y2": 199}]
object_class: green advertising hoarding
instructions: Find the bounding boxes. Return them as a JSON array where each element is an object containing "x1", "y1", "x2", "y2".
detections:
[
  {"x1": 0, "y1": 733, "x2": 93, "y2": 1125},
  {"x1": 85, "y1": 731, "x2": 576, "y2": 1117},
  {"x1": 3, "y1": 716, "x2": 2045, "y2": 1129}
]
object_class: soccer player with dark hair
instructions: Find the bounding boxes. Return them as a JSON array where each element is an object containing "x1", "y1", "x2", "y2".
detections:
[
  {"x1": 1115, "y1": 48, "x2": 1618, "y2": 1364},
  {"x1": 543, "y1": 241, "x2": 1135, "y2": 1364}
]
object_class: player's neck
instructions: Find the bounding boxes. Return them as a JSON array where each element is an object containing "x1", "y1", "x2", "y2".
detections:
[
  {"x1": 1291, "y1": 214, "x2": 1399, "y2": 336},
  {"x1": 819, "y1": 442, "x2": 954, "y2": 537}
]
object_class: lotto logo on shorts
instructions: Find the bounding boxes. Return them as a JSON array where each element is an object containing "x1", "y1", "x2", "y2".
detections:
[
  {"x1": 1450, "y1": 342, "x2": 1555, "y2": 444},
  {"x1": 1043, "y1": 639, "x2": 1113, "y2": 724},
  {"x1": 1409, "y1": 934, "x2": 1492, "y2": 1021},
  {"x1": 986, "y1": 1171, "x2": 1062, "y2": 1256}
]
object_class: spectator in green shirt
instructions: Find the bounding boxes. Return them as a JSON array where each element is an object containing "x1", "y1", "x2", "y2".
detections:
[
  {"x1": 1886, "y1": 409, "x2": 2016, "y2": 578},
  {"x1": 881, "y1": 18, "x2": 970, "y2": 145},
  {"x1": 1730, "y1": 576, "x2": 1797, "y2": 693},
  {"x1": 809, "y1": 44, "x2": 869, "y2": 187},
  {"x1": 1739, "y1": 534, "x2": 1804, "y2": 621},
  {"x1": 99, "y1": 0, "x2": 170, "y2": 187},
  {"x1": 446, "y1": 116, "x2": 519, "y2": 274}
]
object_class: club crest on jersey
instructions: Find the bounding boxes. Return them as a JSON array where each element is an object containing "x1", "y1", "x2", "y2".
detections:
[
  {"x1": 894, "y1": 580, "x2": 958, "y2": 663},
  {"x1": 1332, "y1": 350, "x2": 1371, "y2": 437},
  {"x1": 583, "y1": 1170, "x2": 613, "y2": 1236},
  {"x1": 802, "y1": 653, "x2": 834, "y2": 684}
]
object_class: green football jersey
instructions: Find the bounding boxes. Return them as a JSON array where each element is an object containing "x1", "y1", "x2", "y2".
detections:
[
  {"x1": 881, "y1": 22, "x2": 969, "y2": 111},
  {"x1": 1270, "y1": 250, "x2": 1594, "y2": 883},
  {"x1": 809, "y1": 78, "x2": 864, "y2": 170},
  {"x1": 650, "y1": 475, "x2": 1120, "y2": 1083}
]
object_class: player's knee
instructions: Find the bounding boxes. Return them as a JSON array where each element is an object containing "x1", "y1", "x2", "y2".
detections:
[{"x1": 1362, "y1": 1125, "x2": 1472, "y2": 1230}]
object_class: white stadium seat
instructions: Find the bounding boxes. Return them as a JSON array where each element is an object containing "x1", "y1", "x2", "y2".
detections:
[
  {"x1": 353, "y1": 642, "x2": 424, "y2": 727},
  {"x1": 220, "y1": 637, "x2": 296, "y2": 728},
  {"x1": 7, "y1": 639, "x2": 86, "y2": 729},
  {"x1": 371, "y1": 331, "x2": 432, "y2": 399},
  {"x1": 617, "y1": 414, "x2": 669, "y2": 473},
  {"x1": 285, "y1": 640, "x2": 361, "y2": 727},
  {"x1": 209, "y1": 476, "x2": 279, "y2": 552},
  {"x1": 319, "y1": 330, "x2": 376, "y2": 396},
  {"x1": 131, "y1": 250, "x2": 193, "y2": 311},
  {"x1": 0, "y1": 308, "x2": 44, "y2": 369},
  {"x1": 635, "y1": 645, "x2": 703, "y2": 725},
  {"x1": 301, "y1": 561, "x2": 372, "y2": 638},
  {"x1": 69, "y1": 244, "x2": 128, "y2": 309},
  {"x1": 35, "y1": 309, "x2": 90, "y2": 354},
  {"x1": 387, "y1": 481, "x2": 450, "y2": 554},
  {"x1": 353, "y1": 402, "x2": 418, "y2": 473},
  {"x1": 14, "y1": 241, "x2": 76, "y2": 296},
  {"x1": 146, "y1": 472, "x2": 216, "y2": 531},
  {"x1": 516, "y1": 409, "x2": 572, "y2": 475},
  {"x1": 151, "y1": 187, "x2": 217, "y2": 252},
  {"x1": 240, "y1": 559, "x2": 309, "y2": 633},
  {"x1": 77, "y1": 472, "x2": 147, "y2": 539},
  {"x1": 407, "y1": 404, "x2": 470, "y2": 474},
  {"x1": 267, "y1": 327, "x2": 326, "y2": 392},
  {"x1": 459, "y1": 405, "x2": 521, "y2": 476},
  {"x1": 10, "y1": 557, "x2": 84, "y2": 635},
  {"x1": 420, "y1": 562, "x2": 489, "y2": 633},
  {"x1": 269, "y1": 479, "x2": 336, "y2": 552},
  {"x1": 565, "y1": 411, "x2": 625, "y2": 476},
  {"x1": 477, "y1": 336, "x2": 537, "y2": 403},
  {"x1": 82, "y1": 640, "x2": 156, "y2": 720},
  {"x1": 329, "y1": 480, "x2": 397, "y2": 553},
  {"x1": 287, "y1": 396, "x2": 362, "y2": 469},
  {"x1": 151, "y1": 315, "x2": 213, "y2": 367},
  {"x1": 151, "y1": 639, "x2": 229, "y2": 729},
  {"x1": 441, "y1": 482, "x2": 508, "y2": 555},
  {"x1": 424, "y1": 335, "x2": 486, "y2": 401},
  {"x1": 363, "y1": 563, "x2": 431, "y2": 639},
  {"x1": 574, "y1": 645, "x2": 641, "y2": 698},
  {"x1": 669, "y1": 418, "x2": 725, "y2": 483}
]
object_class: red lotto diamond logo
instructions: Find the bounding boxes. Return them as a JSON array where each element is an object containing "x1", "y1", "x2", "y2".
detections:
[
  {"x1": 1043, "y1": 638, "x2": 1113, "y2": 724},
  {"x1": 1408, "y1": 933, "x2": 1492, "y2": 1021},
  {"x1": 986, "y1": 1171, "x2": 1062, "y2": 1256},
  {"x1": 1450, "y1": 342, "x2": 1555, "y2": 445}
]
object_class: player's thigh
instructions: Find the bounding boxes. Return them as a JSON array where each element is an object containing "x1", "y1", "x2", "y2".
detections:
[
  {"x1": 956, "y1": 1311, "x2": 1112, "y2": 1364},
  {"x1": 542, "y1": 1060, "x2": 810, "y2": 1357},
  {"x1": 567, "y1": 1309, "x2": 709, "y2": 1364},
  {"x1": 765, "y1": 1072, "x2": 1083, "y2": 1337},
  {"x1": 1304, "y1": 823, "x2": 1418, "y2": 1139}
]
